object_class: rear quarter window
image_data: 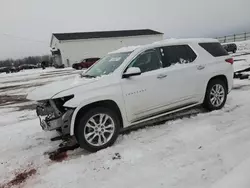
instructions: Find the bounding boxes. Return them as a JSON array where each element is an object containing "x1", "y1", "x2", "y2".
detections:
[{"x1": 199, "y1": 42, "x2": 228, "y2": 57}]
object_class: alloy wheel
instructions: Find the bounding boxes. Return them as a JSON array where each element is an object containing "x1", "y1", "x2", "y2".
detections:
[
  {"x1": 84, "y1": 113, "x2": 115, "y2": 146},
  {"x1": 210, "y1": 84, "x2": 225, "y2": 107}
]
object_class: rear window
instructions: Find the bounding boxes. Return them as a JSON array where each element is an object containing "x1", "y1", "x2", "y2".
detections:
[
  {"x1": 158, "y1": 45, "x2": 197, "y2": 67},
  {"x1": 199, "y1": 42, "x2": 228, "y2": 57}
]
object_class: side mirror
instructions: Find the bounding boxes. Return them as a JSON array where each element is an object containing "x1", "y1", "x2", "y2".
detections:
[{"x1": 123, "y1": 67, "x2": 141, "y2": 78}]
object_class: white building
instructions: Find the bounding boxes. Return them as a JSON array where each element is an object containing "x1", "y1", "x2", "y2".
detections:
[{"x1": 50, "y1": 29, "x2": 164, "y2": 67}]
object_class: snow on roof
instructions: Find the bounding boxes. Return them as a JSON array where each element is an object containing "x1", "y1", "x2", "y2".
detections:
[
  {"x1": 109, "y1": 38, "x2": 218, "y2": 54},
  {"x1": 152, "y1": 38, "x2": 218, "y2": 45},
  {"x1": 108, "y1": 46, "x2": 141, "y2": 54},
  {"x1": 53, "y1": 29, "x2": 163, "y2": 41}
]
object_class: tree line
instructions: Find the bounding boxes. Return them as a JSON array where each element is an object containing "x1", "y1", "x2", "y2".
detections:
[{"x1": 0, "y1": 55, "x2": 52, "y2": 68}]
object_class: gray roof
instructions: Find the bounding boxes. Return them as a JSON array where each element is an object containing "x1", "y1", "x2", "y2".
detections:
[{"x1": 53, "y1": 29, "x2": 163, "y2": 41}]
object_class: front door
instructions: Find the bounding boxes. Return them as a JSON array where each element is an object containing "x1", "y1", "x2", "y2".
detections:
[{"x1": 121, "y1": 49, "x2": 165, "y2": 122}]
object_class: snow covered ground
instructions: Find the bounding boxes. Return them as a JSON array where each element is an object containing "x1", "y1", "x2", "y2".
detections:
[
  {"x1": 0, "y1": 54, "x2": 250, "y2": 188},
  {"x1": 0, "y1": 68, "x2": 82, "y2": 96}
]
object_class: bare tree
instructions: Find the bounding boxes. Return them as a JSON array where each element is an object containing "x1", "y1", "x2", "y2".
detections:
[{"x1": 0, "y1": 55, "x2": 52, "y2": 68}]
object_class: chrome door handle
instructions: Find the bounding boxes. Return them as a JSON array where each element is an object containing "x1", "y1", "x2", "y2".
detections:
[
  {"x1": 197, "y1": 65, "x2": 205, "y2": 70},
  {"x1": 157, "y1": 74, "x2": 167, "y2": 79}
]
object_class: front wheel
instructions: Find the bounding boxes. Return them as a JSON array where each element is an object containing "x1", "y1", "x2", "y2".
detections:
[
  {"x1": 203, "y1": 79, "x2": 227, "y2": 111},
  {"x1": 75, "y1": 107, "x2": 121, "y2": 152}
]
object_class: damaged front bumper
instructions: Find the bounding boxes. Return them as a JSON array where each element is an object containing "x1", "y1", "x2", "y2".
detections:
[{"x1": 36, "y1": 99, "x2": 74, "y2": 135}]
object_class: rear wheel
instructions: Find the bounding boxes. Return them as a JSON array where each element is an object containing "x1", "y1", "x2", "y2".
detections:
[
  {"x1": 75, "y1": 107, "x2": 120, "y2": 152},
  {"x1": 203, "y1": 79, "x2": 227, "y2": 111}
]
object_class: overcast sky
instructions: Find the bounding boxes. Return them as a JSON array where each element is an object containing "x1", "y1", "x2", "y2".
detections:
[{"x1": 0, "y1": 0, "x2": 250, "y2": 60}]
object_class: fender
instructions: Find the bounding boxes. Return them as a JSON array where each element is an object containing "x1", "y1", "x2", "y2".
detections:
[{"x1": 64, "y1": 95, "x2": 128, "y2": 136}]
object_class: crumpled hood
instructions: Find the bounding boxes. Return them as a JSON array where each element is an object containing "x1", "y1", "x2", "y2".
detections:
[{"x1": 27, "y1": 75, "x2": 99, "y2": 101}]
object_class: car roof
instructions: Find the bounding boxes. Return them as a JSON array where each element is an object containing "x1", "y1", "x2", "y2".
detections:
[{"x1": 109, "y1": 38, "x2": 219, "y2": 54}]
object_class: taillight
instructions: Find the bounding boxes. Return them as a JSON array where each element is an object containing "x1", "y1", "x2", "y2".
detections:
[{"x1": 225, "y1": 58, "x2": 234, "y2": 64}]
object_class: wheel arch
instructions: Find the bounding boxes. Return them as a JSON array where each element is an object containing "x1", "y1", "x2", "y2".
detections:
[
  {"x1": 207, "y1": 75, "x2": 228, "y2": 92},
  {"x1": 203, "y1": 74, "x2": 228, "y2": 110},
  {"x1": 70, "y1": 99, "x2": 124, "y2": 136}
]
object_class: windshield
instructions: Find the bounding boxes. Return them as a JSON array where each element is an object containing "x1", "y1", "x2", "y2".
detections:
[{"x1": 82, "y1": 52, "x2": 131, "y2": 77}]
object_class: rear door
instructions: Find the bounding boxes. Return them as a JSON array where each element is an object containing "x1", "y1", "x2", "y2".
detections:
[{"x1": 156, "y1": 45, "x2": 202, "y2": 107}]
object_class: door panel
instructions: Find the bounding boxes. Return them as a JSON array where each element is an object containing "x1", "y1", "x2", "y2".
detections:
[
  {"x1": 156, "y1": 45, "x2": 203, "y2": 106},
  {"x1": 121, "y1": 45, "x2": 205, "y2": 123},
  {"x1": 158, "y1": 62, "x2": 202, "y2": 107},
  {"x1": 121, "y1": 62, "x2": 202, "y2": 123},
  {"x1": 121, "y1": 49, "x2": 165, "y2": 122},
  {"x1": 121, "y1": 69, "x2": 167, "y2": 122}
]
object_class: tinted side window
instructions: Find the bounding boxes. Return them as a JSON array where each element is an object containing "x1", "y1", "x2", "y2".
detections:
[
  {"x1": 158, "y1": 45, "x2": 197, "y2": 68},
  {"x1": 199, "y1": 42, "x2": 228, "y2": 57},
  {"x1": 89, "y1": 58, "x2": 99, "y2": 62},
  {"x1": 129, "y1": 49, "x2": 162, "y2": 73}
]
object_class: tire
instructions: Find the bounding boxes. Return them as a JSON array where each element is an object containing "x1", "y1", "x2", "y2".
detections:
[
  {"x1": 203, "y1": 79, "x2": 227, "y2": 111},
  {"x1": 75, "y1": 107, "x2": 121, "y2": 152}
]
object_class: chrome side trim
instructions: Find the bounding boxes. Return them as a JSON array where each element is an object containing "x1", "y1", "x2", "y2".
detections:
[
  {"x1": 130, "y1": 103, "x2": 200, "y2": 126},
  {"x1": 134, "y1": 97, "x2": 194, "y2": 116}
]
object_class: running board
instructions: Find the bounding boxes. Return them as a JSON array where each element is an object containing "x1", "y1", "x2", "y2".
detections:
[{"x1": 129, "y1": 103, "x2": 200, "y2": 127}]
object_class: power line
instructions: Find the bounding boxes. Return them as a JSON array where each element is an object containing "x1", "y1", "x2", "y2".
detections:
[{"x1": 0, "y1": 33, "x2": 48, "y2": 44}]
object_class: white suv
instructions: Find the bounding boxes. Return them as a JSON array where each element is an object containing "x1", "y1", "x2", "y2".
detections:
[{"x1": 27, "y1": 38, "x2": 234, "y2": 152}]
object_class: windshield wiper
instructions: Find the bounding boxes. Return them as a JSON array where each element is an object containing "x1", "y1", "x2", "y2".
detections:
[{"x1": 81, "y1": 74, "x2": 96, "y2": 78}]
